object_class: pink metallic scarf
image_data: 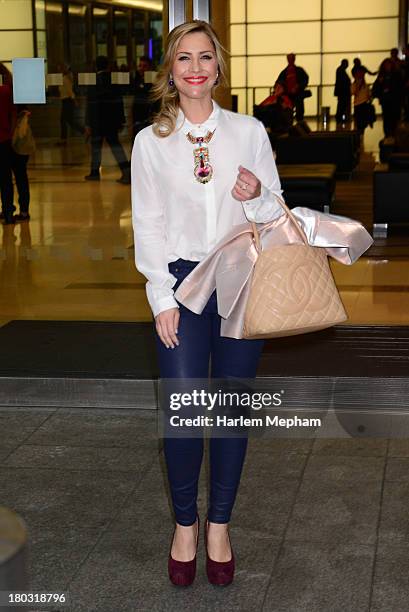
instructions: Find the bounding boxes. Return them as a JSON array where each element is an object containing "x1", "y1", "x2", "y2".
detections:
[{"x1": 174, "y1": 207, "x2": 373, "y2": 339}]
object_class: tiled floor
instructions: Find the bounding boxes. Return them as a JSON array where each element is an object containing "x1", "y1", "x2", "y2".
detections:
[{"x1": 1, "y1": 407, "x2": 409, "y2": 611}]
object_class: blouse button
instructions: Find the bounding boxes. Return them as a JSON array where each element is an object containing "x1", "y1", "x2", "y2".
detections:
[{"x1": 174, "y1": 268, "x2": 179, "y2": 272}]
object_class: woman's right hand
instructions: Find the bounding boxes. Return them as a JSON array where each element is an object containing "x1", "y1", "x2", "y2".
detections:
[{"x1": 155, "y1": 307, "x2": 180, "y2": 349}]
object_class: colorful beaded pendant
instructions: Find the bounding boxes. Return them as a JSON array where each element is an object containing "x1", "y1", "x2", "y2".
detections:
[{"x1": 186, "y1": 129, "x2": 216, "y2": 184}]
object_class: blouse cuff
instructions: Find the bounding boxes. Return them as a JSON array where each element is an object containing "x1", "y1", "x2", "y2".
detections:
[
  {"x1": 148, "y1": 293, "x2": 180, "y2": 318},
  {"x1": 242, "y1": 183, "x2": 284, "y2": 223}
]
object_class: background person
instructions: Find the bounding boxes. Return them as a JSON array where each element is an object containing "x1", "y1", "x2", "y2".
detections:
[
  {"x1": 403, "y1": 43, "x2": 409, "y2": 120},
  {"x1": 84, "y1": 56, "x2": 130, "y2": 184},
  {"x1": 0, "y1": 62, "x2": 15, "y2": 224},
  {"x1": 372, "y1": 58, "x2": 403, "y2": 137},
  {"x1": 276, "y1": 53, "x2": 309, "y2": 121},
  {"x1": 351, "y1": 57, "x2": 377, "y2": 79},
  {"x1": 0, "y1": 63, "x2": 32, "y2": 225},
  {"x1": 131, "y1": 20, "x2": 284, "y2": 588},
  {"x1": 334, "y1": 59, "x2": 351, "y2": 124},
  {"x1": 131, "y1": 56, "x2": 159, "y2": 140},
  {"x1": 256, "y1": 82, "x2": 294, "y2": 135},
  {"x1": 0, "y1": 64, "x2": 32, "y2": 224},
  {"x1": 351, "y1": 67, "x2": 374, "y2": 135},
  {"x1": 57, "y1": 64, "x2": 85, "y2": 145},
  {"x1": 389, "y1": 47, "x2": 403, "y2": 72},
  {"x1": 10, "y1": 108, "x2": 34, "y2": 222}
]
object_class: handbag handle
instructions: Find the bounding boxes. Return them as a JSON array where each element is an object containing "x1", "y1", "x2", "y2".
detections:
[{"x1": 250, "y1": 193, "x2": 308, "y2": 252}]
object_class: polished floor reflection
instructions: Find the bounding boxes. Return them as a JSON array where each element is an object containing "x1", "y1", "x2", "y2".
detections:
[{"x1": 0, "y1": 130, "x2": 408, "y2": 328}]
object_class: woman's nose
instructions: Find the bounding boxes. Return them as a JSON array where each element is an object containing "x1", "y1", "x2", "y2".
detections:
[{"x1": 191, "y1": 56, "x2": 201, "y2": 72}]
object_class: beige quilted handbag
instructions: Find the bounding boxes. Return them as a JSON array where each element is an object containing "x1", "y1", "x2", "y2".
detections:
[{"x1": 243, "y1": 197, "x2": 348, "y2": 339}]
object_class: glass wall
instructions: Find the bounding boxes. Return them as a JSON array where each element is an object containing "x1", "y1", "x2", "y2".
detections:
[
  {"x1": 149, "y1": 11, "x2": 163, "y2": 67},
  {"x1": 69, "y1": 3, "x2": 89, "y2": 72},
  {"x1": 114, "y1": 9, "x2": 129, "y2": 69},
  {"x1": 45, "y1": 1, "x2": 65, "y2": 72},
  {"x1": 0, "y1": 0, "x2": 163, "y2": 142},
  {"x1": 0, "y1": 1, "x2": 163, "y2": 75},
  {"x1": 133, "y1": 10, "x2": 146, "y2": 69},
  {"x1": 230, "y1": 0, "x2": 401, "y2": 115},
  {"x1": 93, "y1": 5, "x2": 109, "y2": 61}
]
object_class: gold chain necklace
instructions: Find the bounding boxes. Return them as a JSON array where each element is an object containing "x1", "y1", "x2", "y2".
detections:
[{"x1": 186, "y1": 128, "x2": 216, "y2": 184}]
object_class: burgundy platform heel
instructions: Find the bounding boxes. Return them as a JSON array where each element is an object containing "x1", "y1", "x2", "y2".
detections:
[
  {"x1": 168, "y1": 515, "x2": 200, "y2": 586},
  {"x1": 205, "y1": 519, "x2": 235, "y2": 586}
]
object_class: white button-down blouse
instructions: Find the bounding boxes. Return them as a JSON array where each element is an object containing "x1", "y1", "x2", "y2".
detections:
[{"x1": 131, "y1": 99, "x2": 284, "y2": 317}]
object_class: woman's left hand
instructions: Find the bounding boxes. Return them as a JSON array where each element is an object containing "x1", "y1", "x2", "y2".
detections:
[{"x1": 231, "y1": 165, "x2": 261, "y2": 202}]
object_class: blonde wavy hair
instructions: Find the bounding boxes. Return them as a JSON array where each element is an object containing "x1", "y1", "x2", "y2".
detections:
[{"x1": 150, "y1": 20, "x2": 228, "y2": 138}]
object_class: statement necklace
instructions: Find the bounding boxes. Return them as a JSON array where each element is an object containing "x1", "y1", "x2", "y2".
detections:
[{"x1": 186, "y1": 129, "x2": 216, "y2": 184}]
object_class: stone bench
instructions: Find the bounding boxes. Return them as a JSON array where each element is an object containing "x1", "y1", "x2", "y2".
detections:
[
  {"x1": 277, "y1": 163, "x2": 337, "y2": 213},
  {"x1": 273, "y1": 130, "x2": 360, "y2": 175},
  {"x1": 373, "y1": 162, "x2": 409, "y2": 237}
]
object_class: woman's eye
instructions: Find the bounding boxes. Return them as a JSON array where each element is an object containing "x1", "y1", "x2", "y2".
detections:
[{"x1": 177, "y1": 54, "x2": 213, "y2": 61}]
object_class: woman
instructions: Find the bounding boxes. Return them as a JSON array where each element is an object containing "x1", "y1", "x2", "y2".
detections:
[
  {"x1": 131, "y1": 20, "x2": 283, "y2": 587},
  {"x1": 351, "y1": 67, "x2": 374, "y2": 135},
  {"x1": 58, "y1": 63, "x2": 85, "y2": 145}
]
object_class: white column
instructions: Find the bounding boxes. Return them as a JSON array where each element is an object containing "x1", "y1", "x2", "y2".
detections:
[
  {"x1": 193, "y1": 0, "x2": 210, "y2": 22},
  {"x1": 168, "y1": 0, "x2": 185, "y2": 31}
]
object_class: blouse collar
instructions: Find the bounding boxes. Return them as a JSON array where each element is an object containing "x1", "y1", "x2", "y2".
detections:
[{"x1": 176, "y1": 99, "x2": 221, "y2": 135}]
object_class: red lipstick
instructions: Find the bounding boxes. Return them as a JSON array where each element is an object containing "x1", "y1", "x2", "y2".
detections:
[{"x1": 184, "y1": 77, "x2": 208, "y2": 85}]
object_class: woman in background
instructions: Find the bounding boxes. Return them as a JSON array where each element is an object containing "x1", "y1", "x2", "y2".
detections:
[
  {"x1": 351, "y1": 67, "x2": 374, "y2": 135},
  {"x1": 57, "y1": 63, "x2": 85, "y2": 145}
]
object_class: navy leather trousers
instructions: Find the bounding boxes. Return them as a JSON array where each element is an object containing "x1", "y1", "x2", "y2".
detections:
[{"x1": 155, "y1": 259, "x2": 264, "y2": 526}]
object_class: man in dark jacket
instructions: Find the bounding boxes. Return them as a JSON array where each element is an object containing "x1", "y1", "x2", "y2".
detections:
[
  {"x1": 334, "y1": 59, "x2": 351, "y2": 124},
  {"x1": 276, "y1": 53, "x2": 309, "y2": 121},
  {"x1": 85, "y1": 56, "x2": 130, "y2": 184}
]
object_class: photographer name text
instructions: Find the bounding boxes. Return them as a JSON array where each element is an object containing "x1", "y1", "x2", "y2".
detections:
[{"x1": 169, "y1": 414, "x2": 321, "y2": 429}]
